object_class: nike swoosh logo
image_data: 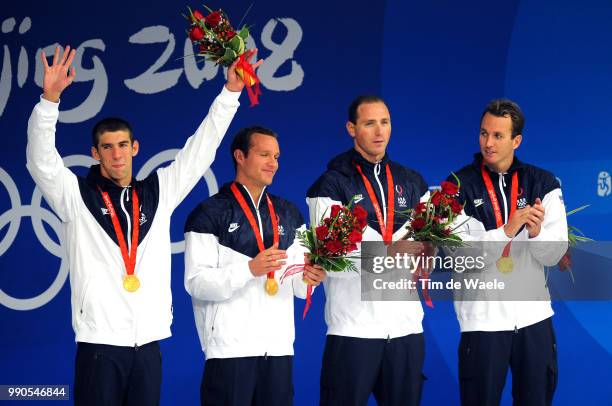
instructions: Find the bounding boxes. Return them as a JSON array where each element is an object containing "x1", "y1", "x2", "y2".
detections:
[
  {"x1": 354, "y1": 197, "x2": 365, "y2": 204},
  {"x1": 228, "y1": 224, "x2": 240, "y2": 232}
]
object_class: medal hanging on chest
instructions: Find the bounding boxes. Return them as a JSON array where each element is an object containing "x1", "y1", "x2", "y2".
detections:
[
  {"x1": 481, "y1": 163, "x2": 518, "y2": 273},
  {"x1": 355, "y1": 163, "x2": 395, "y2": 244},
  {"x1": 230, "y1": 183, "x2": 280, "y2": 295},
  {"x1": 98, "y1": 186, "x2": 140, "y2": 292}
]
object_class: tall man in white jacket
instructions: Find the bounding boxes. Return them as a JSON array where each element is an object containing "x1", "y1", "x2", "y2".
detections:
[
  {"x1": 448, "y1": 99, "x2": 568, "y2": 406},
  {"x1": 26, "y1": 45, "x2": 259, "y2": 405},
  {"x1": 306, "y1": 96, "x2": 430, "y2": 406},
  {"x1": 184, "y1": 126, "x2": 326, "y2": 406}
]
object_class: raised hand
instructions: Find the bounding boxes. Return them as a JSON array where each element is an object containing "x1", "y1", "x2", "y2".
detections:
[
  {"x1": 248, "y1": 243, "x2": 287, "y2": 277},
  {"x1": 41, "y1": 45, "x2": 76, "y2": 103},
  {"x1": 504, "y1": 205, "x2": 532, "y2": 238},
  {"x1": 225, "y1": 48, "x2": 264, "y2": 92},
  {"x1": 526, "y1": 198, "x2": 545, "y2": 238}
]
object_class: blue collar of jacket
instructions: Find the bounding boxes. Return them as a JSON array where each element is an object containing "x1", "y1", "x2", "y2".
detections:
[
  {"x1": 471, "y1": 152, "x2": 526, "y2": 175},
  {"x1": 86, "y1": 164, "x2": 136, "y2": 193},
  {"x1": 327, "y1": 148, "x2": 391, "y2": 176},
  {"x1": 220, "y1": 182, "x2": 268, "y2": 210}
]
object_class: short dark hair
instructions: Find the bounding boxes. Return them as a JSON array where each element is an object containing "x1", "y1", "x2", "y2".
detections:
[
  {"x1": 230, "y1": 126, "x2": 278, "y2": 170},
  {"x1": 348, "y1": 95, "x2": 388, "y2": 124},
  {"x1": 92, "y1": 117, "x2": 134, "y2": 147},
  {"x1": 481, "y1": 99, "x2": 524, "y2": 138}
]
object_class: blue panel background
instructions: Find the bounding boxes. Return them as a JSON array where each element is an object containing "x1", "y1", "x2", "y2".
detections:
[{"x1": 1, "y1": 1, "x2": 610, "y2": 404}]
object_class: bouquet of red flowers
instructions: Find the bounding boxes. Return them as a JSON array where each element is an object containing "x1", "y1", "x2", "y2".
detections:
[
  {"x1": 184, "y1": 5, "x2": 261, "y2": 105},
  {"x1": 403, "y1": 176, "x2": 465, "y2": 246},
  {"x1": 398, "y1": 175, "x2": 466, "y2": 307},
  {"x1": 281, "y1": 199, "x2": 367, "y2": 318},
  {"x1": 298, "y1": 201, "x2": 368, "y2": 272}
]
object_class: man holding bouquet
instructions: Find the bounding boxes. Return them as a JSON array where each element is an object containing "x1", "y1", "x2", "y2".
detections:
[
  {"x1": 307, "y1": 96, "x2": 430, "y2": 405},
  {"x1": 184, "y1": 126, "x2": 326, "y2": 406},
  {"x1": 448, "y1": 99, "x2": 568, "y2": 405}
]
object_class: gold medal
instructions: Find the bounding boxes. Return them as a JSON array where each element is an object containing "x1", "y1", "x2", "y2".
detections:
[
  {"x1": 496, "y1": 256, "x2": 514, "y2": 274},
  {"x1": 123, "y1": 275, "x2": 140, "y2": 292},
  {"x1": 265, "y1": 278, "x2": 278, "y2": 296}
]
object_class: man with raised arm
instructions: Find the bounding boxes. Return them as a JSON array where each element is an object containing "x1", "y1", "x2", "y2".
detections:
[{"x1": 26, "y1": 45, "x2": 260, "y2": 405}]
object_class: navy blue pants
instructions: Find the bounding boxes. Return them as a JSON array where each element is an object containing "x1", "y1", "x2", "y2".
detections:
[
  {"x1": 200, "y1": 355, "x2": 293, "y2": 406},
  {"x1": 320, "y1": 334, "x2": 426, "y2": 406},
  {"x1": 459, "y1": 317, "x2": 558, "y2": 406},
  {"x1": 74, "y1": 341, "x2": 161, "y2": 406}
]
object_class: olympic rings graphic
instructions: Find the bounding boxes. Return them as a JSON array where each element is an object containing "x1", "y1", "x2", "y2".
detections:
[{"x1": 0, "y1": 151, "x2": 218, "y2": 310}]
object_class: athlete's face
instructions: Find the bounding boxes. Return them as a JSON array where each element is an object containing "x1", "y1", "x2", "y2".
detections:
[
  {"x1": 235, "y1": 133, "x2": 280, "y2": 187},
  {"x1": 479, "y1": 112, "x2": 522, "y2": 173},
  {"x1": 347, "y1": 102, "x2": 391, "y2": 163},
  {"x1": 91, "y1": 131, "x2": 139, "y2": 187}
]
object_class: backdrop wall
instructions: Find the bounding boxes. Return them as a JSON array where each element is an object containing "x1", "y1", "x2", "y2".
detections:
[{"x1": 1, "y1": 1, "x2": 611, "y2": 404}]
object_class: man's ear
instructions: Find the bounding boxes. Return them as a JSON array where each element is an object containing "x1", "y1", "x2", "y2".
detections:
[
  {"x1": 91, "y1": 146, "x2": 100, "y2": 161},
  {"x1": 346, "y1": 121, "x2": 356, "y2": 138},
  {"x1": 132, "y1": 140, "x2": 140, "y2": 157},
  {"x1": 512, "y1": 134, "x2": 522, "y2": 150},
  {"x1": 234, "y1": 149, "x2": 245, "y2": 166}
]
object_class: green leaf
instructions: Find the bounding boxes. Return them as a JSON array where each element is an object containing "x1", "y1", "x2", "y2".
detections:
[
  {"x1": 239, "y1": 26, "x2": 250, "y2": 40},
  {"x1": 227, "y1": 35, "x2": 245, "y2": 55},
  {"x1": 566, "y1": 204, "x2": 590, "y2": 216},
  {"x1": 220, "y1": 47, "x2": 238, "y2": 64}
]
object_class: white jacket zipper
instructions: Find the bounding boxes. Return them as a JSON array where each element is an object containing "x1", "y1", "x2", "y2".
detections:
[
  {"x1": 120, "y1": 186, "x2": 132, "y2": 251},
  {"x1": 498, "y1": 173, "x2": 508, "y2": 223},
  {"x1": 374, "y1": 162, "x2": 387, "y2": 225}
]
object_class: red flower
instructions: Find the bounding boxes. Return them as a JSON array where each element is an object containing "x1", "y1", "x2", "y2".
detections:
[
  {"x1": 348, "y1": 243, "x2": 358, "y2": 252},
  {"x1": 450, "y1": 199, "x2": 463, "y2": 214},
  {"x1": 440, "y1": 181, "x2": 459, "y2": 196},
  {"x1": 443, "y1": 228, "x2": 451, "y2": 236},
  {"x1": 348, "y1": 230, "x2": 362, "y2": 244},
  {"x1": 191, "y1": 10, "x2": 205, "y2": 23},
  {"x1": 189, "y1": 26, "x2": 205, "y2": 42},
  {"x1": 431, "y1": 192, "x2": 442, "y2": 206},
  {"x1": 330, "y1": 205, "x2": 342, "y2": 218},
  {"x1": 325, "y1": 240, "x2": 343, "y2": 254},
  {"x1": 316, "y1": 226, "x2": 329, "y2": 241},
  {"x1": 433, "y1": 216, "x2": 441, "y2": 224},
  {"x1": 357, "y1": 217, "x2": 368, "y2": 229},
  {"x1": 206, "y1": 11, "x2": 222, "y2": 27},
  {"x1": 414, "y1": 202, "x2": 427, "y2": 213},
  {"x1": 352, "y1": 204, "x2": 368, "y2": 221},
  {"x1": 226, "y1": 30, "x2": 236, "y2": 40},
  {"x1": 411, "y1": 217, "x2": 426, "y2": 231}
]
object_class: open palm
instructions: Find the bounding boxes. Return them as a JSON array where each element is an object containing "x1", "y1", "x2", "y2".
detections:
[{"x1": 41, "y1": 45, "x2": 76, "y2": 102}]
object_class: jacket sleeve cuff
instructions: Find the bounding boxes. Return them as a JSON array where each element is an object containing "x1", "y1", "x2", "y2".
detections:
[
  {"x1": 230, "y1": 260, "x2": 255, "y2": 289},
  {"x1": 528, "y1": 227, "x2": 555, "y2": 242},
  {"x1": 218, "y1": 85, "x2": 241, "y2": 107},
  {"x1": 491, "y1": 225, "x2": 512, "y2": 242},
  {"x1": 37, "y1": 95, "x2": 60, "y2": 115}
]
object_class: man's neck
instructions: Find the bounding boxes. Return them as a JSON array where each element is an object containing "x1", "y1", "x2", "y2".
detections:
[
  {"x1": 487, "y1": 158, "x2": 513, "y2": 174},
  {"x1": 101, "y1": 171, "x2": 132, "y2": 188},
  {"x1": 354, "y1": 146, "x2": 384, "y2": 164},
  {"x1": 235, "y1": 176, "x2": 264, "y2": 207}
]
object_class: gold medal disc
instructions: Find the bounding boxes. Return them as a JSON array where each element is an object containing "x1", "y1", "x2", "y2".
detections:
[
  {"x1": 496, "y1": 256, "x2": 514, "y2": 274},
  {"x1": 265, "y1": 278, "x2": 279, "y2": 296},
  {"x1": 123, "y1": 275, "x2": 140, "y2": 292}
]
